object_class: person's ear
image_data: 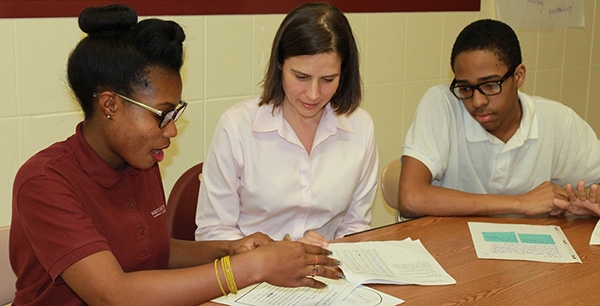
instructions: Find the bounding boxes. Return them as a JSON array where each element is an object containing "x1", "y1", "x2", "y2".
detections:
[
  {"x1": 514, "y1": 63, "x2": 526, "y2": 88},
  {"x1": 94, "y1": 91, "x2": 117, "y2": 119}
]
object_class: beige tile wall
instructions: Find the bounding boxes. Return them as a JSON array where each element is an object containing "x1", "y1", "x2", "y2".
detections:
[{"x1": 1, "y1": 0, "x2": 599, "y2": 228}]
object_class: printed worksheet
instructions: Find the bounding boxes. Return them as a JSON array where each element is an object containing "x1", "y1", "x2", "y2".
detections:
[
  {"x1": 212, "y1": 277, "x2": 404, "y2": 306},
  {"x1": 327, "y1": 239, "x2": 456, "y2": 286},
  {"x1": 212, "y1": 239, "x2": 454, "y2": 306},
  {"x1": 468, "y1": 222, "x2": 581, "y2": 263}
]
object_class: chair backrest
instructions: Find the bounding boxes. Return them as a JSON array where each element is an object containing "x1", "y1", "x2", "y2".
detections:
[
  {"x1": 381, "y1": 159, "x2": 401, "y2": 209},
  {"x1": 0, "y1": 226, "x2": 16, "y2": 304},
  {"x1": 166, "y1": 163, "x2": 203, "y2": 241},
  {"x1": 381, "y1": 158, "x2": 409, "y2": 222}
]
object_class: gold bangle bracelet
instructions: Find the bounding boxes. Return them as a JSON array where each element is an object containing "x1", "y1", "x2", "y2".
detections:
[
  {"x1": 221, "y1": 255, "x2": 238, "y2": 294},
  {"x1": 214, "y1": 258, "x2": 227, "y2": 296}
]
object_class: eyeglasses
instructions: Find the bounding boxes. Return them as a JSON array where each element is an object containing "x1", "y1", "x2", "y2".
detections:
[
  {"x1": 113, "y1": 92, "x2": 187, "y2": 128},
  {"x1": 449, "y1": 66, "x2": 517, "y2": 100}
]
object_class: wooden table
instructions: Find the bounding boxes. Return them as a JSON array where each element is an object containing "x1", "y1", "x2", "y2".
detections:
[{"x1": 337, "y1": 215, "x2": 600, "y2": 305}]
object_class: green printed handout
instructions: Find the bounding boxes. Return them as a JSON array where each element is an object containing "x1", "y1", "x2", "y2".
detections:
[{"x1": 469, "y1": 222, "x2": 580, "y2": 263}]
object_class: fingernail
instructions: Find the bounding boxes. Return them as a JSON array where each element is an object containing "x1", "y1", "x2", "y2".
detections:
[{"x1": 339, "y1": 274, "x2": 345, "y2": 279}]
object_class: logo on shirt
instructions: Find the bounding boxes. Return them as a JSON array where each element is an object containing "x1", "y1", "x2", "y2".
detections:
[{"x1": 151, "y1": 204, "x2": 167, "y2": 218}]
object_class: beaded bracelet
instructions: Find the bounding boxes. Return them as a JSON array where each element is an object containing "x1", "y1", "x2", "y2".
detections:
[
  {"x1": 214, "y1": 258, "x2": 227, "y2": 296},
  {"x1": 221, "y1": 255, "x2": 238, "y2": 294}
]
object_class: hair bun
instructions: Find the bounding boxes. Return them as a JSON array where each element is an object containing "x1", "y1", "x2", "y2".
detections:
[{"x1": 78, "y1": 4, "x2": 137, "y2": 36}]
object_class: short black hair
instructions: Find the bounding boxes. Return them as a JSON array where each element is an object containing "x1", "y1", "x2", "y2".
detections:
[
  {"x1": 67, "y1": 4, "x2": 185, "y2": 119},
  {"x1": 451, "y1": 19, "x2": 522, "y2": 71}
]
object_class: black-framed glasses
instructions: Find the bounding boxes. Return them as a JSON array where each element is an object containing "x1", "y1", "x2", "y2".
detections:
[
  {"x1": 449, "y1": 66, "x2": 517, "y2": 100},
  {"x1": 113, "y1": 92, "x2": 187, "y2": 128}
]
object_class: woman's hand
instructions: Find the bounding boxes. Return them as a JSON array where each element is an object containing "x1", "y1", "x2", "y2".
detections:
[
  {"x1": 229, "y1": 232, "x2": 273, "y2": 255},
  {"x1": 297, "y1": 230, "x2": 329, "y2": 248},
  {"x1": 248, "y1": 240, "x2": 342, "y2": 288}
]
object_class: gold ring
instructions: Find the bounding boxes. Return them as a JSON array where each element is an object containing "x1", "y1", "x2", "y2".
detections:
[{"x1": 311, "y1": 267, "x2": 318, "y2": 277}]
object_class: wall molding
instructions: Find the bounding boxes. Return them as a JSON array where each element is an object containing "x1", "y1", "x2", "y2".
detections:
[{"x1": 0, "y1": 0, "x2": 480, "y2": 18}]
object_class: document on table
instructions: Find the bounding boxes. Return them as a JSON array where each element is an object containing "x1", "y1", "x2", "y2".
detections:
[
  {"x1": 212, "y1": 277, "x2": 404, "y2": 306},
  {"x1": 468, "y1": 222, "x2": 581, "y2": 263},
  {"x1": 327, "y1": 239, "x2": 456, "y2": 286},
  {"x1": 212, "y1": 239, "x2": 455, "y2": 305},
  {"x1": 590, "y1": 219, "x2": 600, "y2": 245}
]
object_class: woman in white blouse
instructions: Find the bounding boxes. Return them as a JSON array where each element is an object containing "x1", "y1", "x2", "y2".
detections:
[{"x1": 195, "y1": 2, "x2": 378, "y2": 247}]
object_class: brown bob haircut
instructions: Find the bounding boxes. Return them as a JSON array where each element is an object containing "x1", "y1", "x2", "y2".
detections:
[{"x1": 259, "y1": 2, "x2": 362, "y2": 116}]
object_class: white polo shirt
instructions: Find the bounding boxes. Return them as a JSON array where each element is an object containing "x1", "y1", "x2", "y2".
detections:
[{"x1": 403, "y1": 84, "x2": 600, "y2": 194}]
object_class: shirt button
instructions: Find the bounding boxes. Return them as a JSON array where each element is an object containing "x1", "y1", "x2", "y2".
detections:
[
  {"x1": 140, "y1": 228, "x2": 146, "y2": 235},
  {"x1": 305, "y1": 188, "x2": 311, "y2": 194}
]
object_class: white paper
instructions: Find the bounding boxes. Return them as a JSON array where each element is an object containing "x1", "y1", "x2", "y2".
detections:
[
  {"x1": 339, "y1": 285, "x2": 404, "y2": 306},
  {"x1": 212, "y1": 277, "x2": 404, "y2": 306},
  {"x1": 328, "y1": 239, "x2": 456, "y2": 286},
  {"x1": 213, "y1": 239, "x2": 451, "y2": 305},
  {"x1": 213, "y1": 277, "x2": 354, "y2": 306},
  {"x1": 496, "y1": 0, "x2": 585, "y2": 28},
  {"x1": 590, "y1": 219, "x2": 600, "y2": 245},
  {"x1": 468, "y1": 222, "x2": 581, "y2": 263}
]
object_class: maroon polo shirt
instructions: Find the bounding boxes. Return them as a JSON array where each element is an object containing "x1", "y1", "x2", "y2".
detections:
[{"x1": 10, "y1": 122, "x2": 170, "y2": 305}]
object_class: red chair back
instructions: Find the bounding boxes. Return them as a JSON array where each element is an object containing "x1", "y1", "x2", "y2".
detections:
[{"x1": 166, "y1": 163, "x2": 203, "y2": 241}]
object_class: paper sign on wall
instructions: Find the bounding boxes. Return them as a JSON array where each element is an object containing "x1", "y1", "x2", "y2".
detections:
[{"x1": 496, "y1": 0, "x2": 585, "y2": 28}]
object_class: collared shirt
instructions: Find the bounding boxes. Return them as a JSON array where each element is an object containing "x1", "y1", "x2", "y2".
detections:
[
  {"x1": 11, "y1": 122, "x2": 169, "y2": 305},
  {"x1": 403, "y1": 84, "x2": 600, "y2": 194},
  {"x1": 196, "y1": 97, "x2": 378, "y2": 241}
]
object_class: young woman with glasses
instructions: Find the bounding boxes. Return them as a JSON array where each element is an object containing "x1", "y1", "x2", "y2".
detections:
[{"x1": 10, "y1": 5, "x2": 341, "y2": 305}]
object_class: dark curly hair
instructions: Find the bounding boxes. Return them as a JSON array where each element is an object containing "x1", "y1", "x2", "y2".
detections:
[{"x1": 67, "y1": 4, "x2": 186, "y2": 119}]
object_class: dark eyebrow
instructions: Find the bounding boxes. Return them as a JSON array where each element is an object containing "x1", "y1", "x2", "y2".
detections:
[
  {"x1": 321, "y1": 73, "x2": 340, "y2": 79},
  {"x1": 290, "y1": 68, "x2": 340, "y2": 79},
  {"x1": 291, "y1": 68, "x2": 306, "y2": 75},
  {"x1": 156, "y1": 100, "x2": 179, "y2": 111},
  {"x1": 454, "y1": 74, "x2": 503, "y2": 85}
]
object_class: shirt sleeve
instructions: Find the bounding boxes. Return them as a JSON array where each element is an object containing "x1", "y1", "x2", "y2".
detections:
[
  {"x1": 549, "y1": 104, "x2": 600, "y2": 186},
  {"x1": 14, "y1": 174, "x2": 110, "y2": 281},
  {"x1": 402, "y1": 85, "x2": 455, "y2": 181},
  {"x1": 335, "y1": 111, "x2": 378, "y2": 238},
  {"x1": 195, "y1": 113, "x2": 245, "y2": 241}
]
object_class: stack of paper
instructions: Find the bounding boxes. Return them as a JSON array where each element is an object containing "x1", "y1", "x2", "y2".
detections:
[
  {"x1": 213, "y1": 238, "x2": 455, "y2": 306},
  {"x1": 328, "y1": 239, "x2": 456, "y2": 286},
  {"x1": 213, "y1": 278, "x2": 402, "y2": 306}
]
